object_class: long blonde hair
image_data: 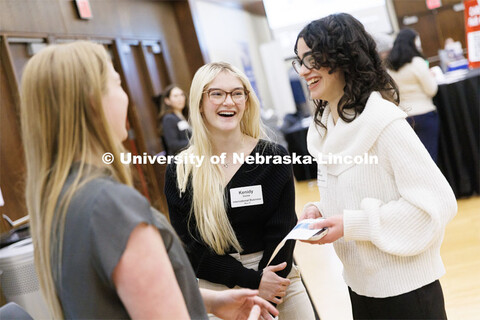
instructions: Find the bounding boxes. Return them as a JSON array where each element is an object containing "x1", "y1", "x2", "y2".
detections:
[
  {"x1": 176, "y1": 62, "x2": 263, "y2": 255},
  {"x1": 20, "y1": 41, "x2": 132, "y2": 318}
]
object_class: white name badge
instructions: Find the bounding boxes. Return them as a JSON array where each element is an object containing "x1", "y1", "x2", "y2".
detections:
[
  {"x1": 177, "y1": 120, "x2": 190, "y2": 131},
  {"x1": 230, "y1": 185, "x2": 264, "y2": 208},
  {"x1": 317, "y1": 164, "x2": 327, "y2": 188}
]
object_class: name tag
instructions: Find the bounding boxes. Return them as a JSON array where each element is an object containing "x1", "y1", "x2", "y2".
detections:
[
  {"x1": 177, "y1": 120, "x2": 190, "y2": 131},
  {"x1": 230, "y1": 185, "x2": 264, "y2": 208},
  {"x1": 317, "y1": 164, "x2": 327, "y2": 188}
]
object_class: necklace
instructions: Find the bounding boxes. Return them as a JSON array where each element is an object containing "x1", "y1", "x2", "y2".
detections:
[
  {"x1": 219, "y1": 135, "x2": 246, "y2": 169},
  {"x1": 223, "y1": 158, "x2": 230, "y2": 168}
]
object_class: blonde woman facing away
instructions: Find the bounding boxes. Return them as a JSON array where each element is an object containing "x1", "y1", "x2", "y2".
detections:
[
  {"x1": 20, "y1": 41, "x2": 277, "y2": 320},
  {"x1": 387, "y1": 29, "x2": 439, "y2": 162},
  {"x1": 165, "y1": 62, "x2": 315, "y2": 320}
]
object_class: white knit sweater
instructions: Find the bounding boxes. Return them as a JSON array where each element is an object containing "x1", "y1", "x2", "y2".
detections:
[
  {"x1": 306, "y1": 92, "x2": 457, "y2": 298},
  {"x1": 388, "y1": 57, "x2": 438, "y2": 116}
]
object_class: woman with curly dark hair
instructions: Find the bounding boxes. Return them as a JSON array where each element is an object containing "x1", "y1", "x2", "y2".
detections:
[
  {"x1": 387, "y1": 29, "x2": 439, "y2": 162},
  {"x1": 293, "y1": 13, "x2": 456, "y2": 320}
]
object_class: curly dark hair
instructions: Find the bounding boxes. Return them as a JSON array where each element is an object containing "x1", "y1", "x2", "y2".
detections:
[
  {"x1": 294, "y1": 13, "x2": 399, "y2": 128},
  {"x1": 386, "y1": 28, "x2": 425, "y2": 71}
]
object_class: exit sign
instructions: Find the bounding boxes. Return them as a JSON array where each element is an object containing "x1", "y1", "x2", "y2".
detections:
[
  {"x1": 426, "y1": 0, "x2": 442, "y2": 10},
  {"x1": 75, "y1": 0, "x2": 93, "y2": 20}
]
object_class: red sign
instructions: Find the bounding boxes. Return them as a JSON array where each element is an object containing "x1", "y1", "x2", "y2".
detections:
[
  {"x1": 426, "y1": 0, "x2": 442, "y2": 9},
  {"x1": 75, "y1": 0, "x2": 93, "y2": 20},
  {"x1": 464, "y1": 0, "x2": 480, "y2": 68}
]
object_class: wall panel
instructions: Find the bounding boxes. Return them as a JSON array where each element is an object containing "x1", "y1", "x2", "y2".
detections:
[
  {"x1": 0, "y1": 37, "x2": 27, "y2": 233},
  {"x1": 0, "y1": 0, "x2": 203, "y2": 230},
  {"x1": 0, "y1": 0, "x2": 196, "y2": 91},
  {"x1": 393, "y1": 0, "x2": 467, "y2": 63}
]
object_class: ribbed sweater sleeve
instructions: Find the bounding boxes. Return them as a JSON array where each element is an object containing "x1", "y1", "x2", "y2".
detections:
[
  {"x1": 165, "y1": 164, "x2": 262, "y2": 289},
  {"x1": 343, "y1": 119, "x2": 457, "y2": 256}
]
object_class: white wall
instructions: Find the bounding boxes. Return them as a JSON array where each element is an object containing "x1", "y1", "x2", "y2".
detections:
[
  {"x1": 260, "y1": 41, "x2": 297, "y2": 118},
  {"x1": 189, "y1": 0, "x2": 297, "y2": 117},
  {"x1": 264, "y1": 0, "x2": 394, "y2": 59}
]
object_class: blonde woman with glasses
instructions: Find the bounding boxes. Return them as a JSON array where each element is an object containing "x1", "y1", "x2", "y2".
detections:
[
  {"x1": 165, "y1": 62, "x2": 315, "y2": 319},
  {"x1": 20, "y1": 41, "x2": 277, "y2": 320}
]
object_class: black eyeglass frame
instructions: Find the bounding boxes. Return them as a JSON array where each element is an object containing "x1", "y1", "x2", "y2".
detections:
[
  {"x1": 202, "y1": 88, "x2": 250, "y2": 104},
  {"x1": 292, "y1": 51, "x2": 317, "y2": 74}
]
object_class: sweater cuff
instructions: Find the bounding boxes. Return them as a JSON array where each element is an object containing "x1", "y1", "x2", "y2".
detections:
[
  {"x1": 343, "y1": 210, "x2": 370, "y2": 241},
  {"x1": 236, "y1": 269, "x2": 263, "y2": 289}
]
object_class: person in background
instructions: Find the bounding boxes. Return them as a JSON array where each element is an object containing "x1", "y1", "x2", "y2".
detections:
[
  {"x1": 439, "y1": 37, "x2": 468, "y2": 72},
  {"x1": 20, "y1": 41, "x2": 277, "y2": 320},
  {"x1": 444, "y1": 38, "x2": 465, "y2": 61},
  {"x1": 387, "y1": 28, "x2": 439, "y2": 162},
  {"x1": 165, "y1": 62, "x2": 315, "y2": 320},
  {"x1": 155, "y1": 84, "x2": 191, "y2": 155},
  {"x1": 293, "y1": 13, "x2": 457, "y2": 320}
]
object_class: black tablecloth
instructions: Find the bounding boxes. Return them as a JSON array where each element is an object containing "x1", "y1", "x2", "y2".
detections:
[{"x1": 434, "y1": 69, "x2": 480, "y2": 198}]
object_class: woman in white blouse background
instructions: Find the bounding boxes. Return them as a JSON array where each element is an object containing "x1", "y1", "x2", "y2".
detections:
[{"x1": 387, "y1": 28, "x2": 439, "y2": 162}]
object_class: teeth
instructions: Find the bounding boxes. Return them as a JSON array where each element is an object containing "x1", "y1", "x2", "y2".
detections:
[
  {"x1": 307, "y1": 78, "x2": 320, "y2": 85},
  {"x1": 218, "y1": 112, "x2": 235, "y2": 116}
]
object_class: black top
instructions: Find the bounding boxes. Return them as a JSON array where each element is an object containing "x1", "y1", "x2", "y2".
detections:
[
  {"x1": 55, "y1": 166, "x2": 207, "y2": 319},
  {"x1": 162, "y1": 113, "x2": 191, "y2": 155},
  {"x1": 165, "y1": 140, "x2": 297, "y2": 289}
]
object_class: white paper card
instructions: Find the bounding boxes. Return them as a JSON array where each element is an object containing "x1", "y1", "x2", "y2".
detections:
[
  {"x1": 267, "y1": 218, "x2": 328, "y2": 266},
  {"x1": 230, "y1": 185, "x2": 263, "y2": 208},
  {"x1": 317, "y1": 164, "x2": 327, "y2": 187},
  {"x1": 177, "y1": 120, "x2": 190, "y2": 131},
  {"x1": 0, "y1": 187, "x2": 4, "y2": 206}
]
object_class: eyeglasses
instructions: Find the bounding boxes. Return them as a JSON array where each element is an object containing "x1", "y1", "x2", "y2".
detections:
[
  {"x1": 203, "y1": 88, "x2": 249, "y2": 104},
  {"x1": 292, "y1": 52, "x2": 317, "y2": 74}
]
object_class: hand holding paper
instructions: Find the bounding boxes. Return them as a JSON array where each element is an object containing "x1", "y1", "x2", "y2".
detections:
[
  {"x1": 306, "y1": 215, "x2": 345, "y2": 245},
  {"x1": 266, "y1": 219, "x2": 328, "y2": 266}
]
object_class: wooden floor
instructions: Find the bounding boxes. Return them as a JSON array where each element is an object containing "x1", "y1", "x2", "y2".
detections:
[{"x1": 294, "y1": 180, "x2": 480, "y2": 320}]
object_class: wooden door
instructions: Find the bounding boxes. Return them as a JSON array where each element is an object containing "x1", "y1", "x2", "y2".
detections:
[
  {"x1": 0, "y1": 36, "x2": 175, "y2": 233},
  {"x1": 112, "y1": 39, "x2": 172, "y2": 214},
  {"x1": 140, "y1": 41, "x2": 174, "y2": 215},
  {"x1": 0, "y1": 36, "x2": 47, "y2": 233},
  {"x1": 142, "y1": 42, "x2": 172, "y2": 98}
]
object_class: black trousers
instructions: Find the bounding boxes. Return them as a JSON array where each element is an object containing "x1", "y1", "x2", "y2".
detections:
[{"x1": 348, "y1": 280, "x2": 447, "y2": 320}]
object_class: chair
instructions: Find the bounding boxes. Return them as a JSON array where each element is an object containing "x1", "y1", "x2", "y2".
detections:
[{"x1": 0, "y1": 302, "x2": 33, "y2": 320}]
